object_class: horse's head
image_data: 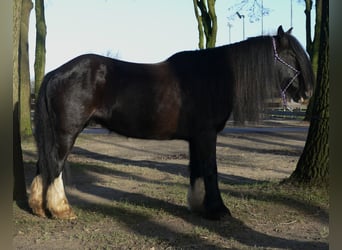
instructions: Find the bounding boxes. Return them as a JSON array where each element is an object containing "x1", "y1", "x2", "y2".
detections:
[{"x1": 273, "y1": 25, "x2": 314, "y2": 104}]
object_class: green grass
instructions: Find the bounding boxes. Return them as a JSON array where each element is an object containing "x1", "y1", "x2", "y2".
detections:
[
  {"x1": 14, "y1": 173, "x2": 328, "y2": 249},
  {"x1": 16, "y1": 137, "x2": 329, "y2": 249}
]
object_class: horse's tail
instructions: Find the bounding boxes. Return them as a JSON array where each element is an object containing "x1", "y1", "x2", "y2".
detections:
[{"x1": 34, "y1": 72, "x2": 60, "y2": 186}]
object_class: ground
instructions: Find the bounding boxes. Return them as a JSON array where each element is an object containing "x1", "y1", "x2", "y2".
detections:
[{"x1": 13, "y1": 119, "x2": 329, "y2": 249}]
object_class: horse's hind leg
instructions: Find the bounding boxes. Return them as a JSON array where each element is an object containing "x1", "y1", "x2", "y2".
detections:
[
  {"x1": 29, "y1": 129, "x2": 79, "y2": 219},
  {"x1": 45, "y1": 133, "x2": 78, "y2": 219},
  {"x1": 29, "y1": 173, "x2": 46, "y2": 217}
]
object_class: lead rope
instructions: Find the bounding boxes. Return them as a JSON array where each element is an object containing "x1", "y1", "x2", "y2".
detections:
[{"x1": 271, "y1": 37, "x2": 300, "y2": 111}]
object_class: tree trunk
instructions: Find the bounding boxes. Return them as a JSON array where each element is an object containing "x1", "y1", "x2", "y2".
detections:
[
  {"x1": 305, "y1": 0, "x2": 313, "y2": 56},
  {"x1": 193, "y1": 0, "x2": 217, "y2": 49},
  {"x1": 13, "y1": 0, "x2": 28, "y2": 202},
  {"x1": 34, "y1": 0, "x2": 47, "y2": 98},
  {"x1": 304, "y1": 0, "x2": 321, "y2": 120},
  {"x1": 311, "y1": 0, "x2": 322, "y2": 77},
  {"x1": 19, "y1": 0, "x2": 33, "y2": 137},
  {"x1": 288, "y1": 0, "x2": 329, "y2": 186}
]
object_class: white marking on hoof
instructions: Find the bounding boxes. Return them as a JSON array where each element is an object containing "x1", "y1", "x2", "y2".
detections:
[
  {"x1": 28, "y1": 175, "x2": 46, "y2": 217},
  {"x1": 187, "y1": 178, "x2": 205, "y2": 212},
  {"x1": 46, "y1": 173, "x2": 76, "y2": 219}
]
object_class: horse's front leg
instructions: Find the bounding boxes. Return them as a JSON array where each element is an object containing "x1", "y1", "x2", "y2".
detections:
[{"x1": 187, "y1": 131, "x2": 231, "y2": 220}]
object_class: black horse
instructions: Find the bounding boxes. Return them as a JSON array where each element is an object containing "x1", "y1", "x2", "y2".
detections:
[{"x1": 29, "y1": 26, "x2": 314, "y2": 220}]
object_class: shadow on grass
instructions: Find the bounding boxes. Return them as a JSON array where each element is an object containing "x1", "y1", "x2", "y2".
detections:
[
  {"x1": 72, "y1": 146, "x2": 189, "y2": 178},
  {"x1": 217, "y1": 140, "x2": 303, "y2": 157},
  {"x1": 220, "y1": 184, "x2": 328, "y2": 225},
  {"x1": 71, "y1": 146, "x2": 277, "y2": 185},
  {"x1": 218, "y1": 126, "x2": 307, "y2": 158},
  {"x1": 220, "y1": 126, "x2": 308, "y2": 142},
  {"x1": 73, "y1": 198, "x2": 221, "y2": 249},
  {"x1": 19, "y1": 133, "x2": 327, "y2": 249},
  {"x1": 69, "y1": 183, "x2": 327, "y2": 250},
  {"x1": 70, "y1": 146, "x2": 328, "y2": 223},
  {"x1": 66, "y1": 160, "x2": 328, "y2": 250}
]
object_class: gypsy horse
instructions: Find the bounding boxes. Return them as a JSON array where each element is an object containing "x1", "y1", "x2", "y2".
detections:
[{"x1": 29, "y1": 26, "x2": 314, "y2": 220}]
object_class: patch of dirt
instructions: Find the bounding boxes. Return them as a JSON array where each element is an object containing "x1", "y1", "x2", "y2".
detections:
[{"x1": 14, "y1": 119, "x2": 329, "y2": 249}]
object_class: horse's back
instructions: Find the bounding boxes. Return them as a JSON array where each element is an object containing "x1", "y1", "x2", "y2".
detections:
[
  {"x1": 41, "y1": 54, "x2": 185, "y2": 139},
  {"x1": 41, "y1": 52, "x2": 232, "y2": 140}
]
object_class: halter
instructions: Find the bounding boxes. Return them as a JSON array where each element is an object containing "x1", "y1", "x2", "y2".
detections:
[{"x1": 272, "y1": 37, "x2": 300, "y2": 111}]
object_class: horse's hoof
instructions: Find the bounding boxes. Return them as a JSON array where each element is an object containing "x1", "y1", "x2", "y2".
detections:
[
  {"x1": 28, "y1": 198, "x2": 47, "y2": 218},
  {"x1": 50, "y1": 208, "x2": 77, "y2": 220},
  {"x1": 30, "y1": 207, "x2": 47, "y2": 218},
  {"x1": 204, "y1": 205, "x2": 232, "y2": 220}
]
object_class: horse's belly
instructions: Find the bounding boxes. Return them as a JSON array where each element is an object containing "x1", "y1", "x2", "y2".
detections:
[
  {"x1": 96, "y1": 108, "x2": 179, "y2": 140},
  {"x1": 95, "y1": 81, "x2": 182, "y2": 140},
  {"x1": 107, "y1": 121, "x2": 177, "y2": 140}
]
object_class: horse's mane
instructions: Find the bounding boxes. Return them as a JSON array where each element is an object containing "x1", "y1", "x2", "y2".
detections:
[
  {"x1": 231, "y1": 33, "x2": 314, "y2": 123},
  {"x1": 167, "y1": 36, "x2": 280, "y2": 123},
  {"x1": 228, "y1": 36, "x2": 276, "y2": 123},
  {"x1": 285, "y1": 33, "x2": 314, "y2": 95},
  {"x1": 166, "y1": 31, "x2": 312, "y2": 124}
]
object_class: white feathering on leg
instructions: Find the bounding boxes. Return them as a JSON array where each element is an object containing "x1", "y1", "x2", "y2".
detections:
[
  {"x1": 46, "y1": 173, "x2": 76, "y2": 219},
  {"x1": 28, "y1": 174, "x2": 46, "y2": 217},
  {"x1": 187, "y1": 178, "x2": 205, "y2": 212}
]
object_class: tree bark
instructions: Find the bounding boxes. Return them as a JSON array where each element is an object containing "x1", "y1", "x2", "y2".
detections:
[
  {"x1": 305, "y1": 0, "x2": 313, "y2": 56},
  {"x1": 311, "y1": 0, "x2": 322, "y2": 77},
  {"x1": 34, "y1": 0, "x2": 47, "y2": 98},
  {"x1": 288, "y1": 0, "x2": 329, "y2": 187},
  {"x1": 193, "y1": 0, "x2": 217, "y2": 49},
  {"x1": 19, "y1": 0, "x2": 33, "y2": 137},
  {"x1": 193, "y1": 0, "x2": 205, "y2": 49},
  {"x1": 304, "y1": 0, "x2": 321, "y2": 120},
  {"x1": 13, "y1": 0, "x2": 28, "y2": 202}
]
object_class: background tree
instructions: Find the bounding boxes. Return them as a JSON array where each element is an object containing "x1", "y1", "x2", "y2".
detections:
[
  {"x1": 34, "y1": 0, "x2": 47, "y2": 98},
  {"x1": 305, "y1": 0, "x2": 321, "y2": 77},
  {"x1": 19, "y1": 0, "x2": 33, "y2": 137},
  {"x1": 13, "y1": 0, "x2": 28, "y2": 202},
  {"x1": 193, "y1": 0, "x2": 217, "y2": 49},
  {"x1": 304, "y1": 0, "x2": 321, "y2": 120},
  {"x1": 288, "y1": 0, "x2": 328, "y2": 186},
  {"x1": 227, "y1": 0, "x2": 271, "y2": 24}
]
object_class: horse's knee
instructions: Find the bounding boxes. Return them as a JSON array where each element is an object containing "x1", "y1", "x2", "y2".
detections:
[
  {"x1": 28, "y1": 175, "x2": 47, "y2": 217},
  {"x1": 46, "y1": 173, "x2": 77, "y2": 220}
]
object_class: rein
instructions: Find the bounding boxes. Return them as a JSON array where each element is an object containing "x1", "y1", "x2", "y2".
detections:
[{"x1": 272, "y1": 37, "x2": 300, "y2": 111}]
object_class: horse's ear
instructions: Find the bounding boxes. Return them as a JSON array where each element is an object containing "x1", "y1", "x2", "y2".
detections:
[
  {"x1": 277, "y1": 25, "x2": 290, "y2": 47},
  {"x1": 277, "y1": 25, "x2": 285, "y2": 37},
  {"x1": 286, "y1": 27, "x2": 293, "y2": 34}
]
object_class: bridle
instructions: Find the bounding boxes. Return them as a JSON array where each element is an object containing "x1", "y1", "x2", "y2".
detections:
[{"x1": 272, "y1": 37, "x2": 300, "y2": 110}]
